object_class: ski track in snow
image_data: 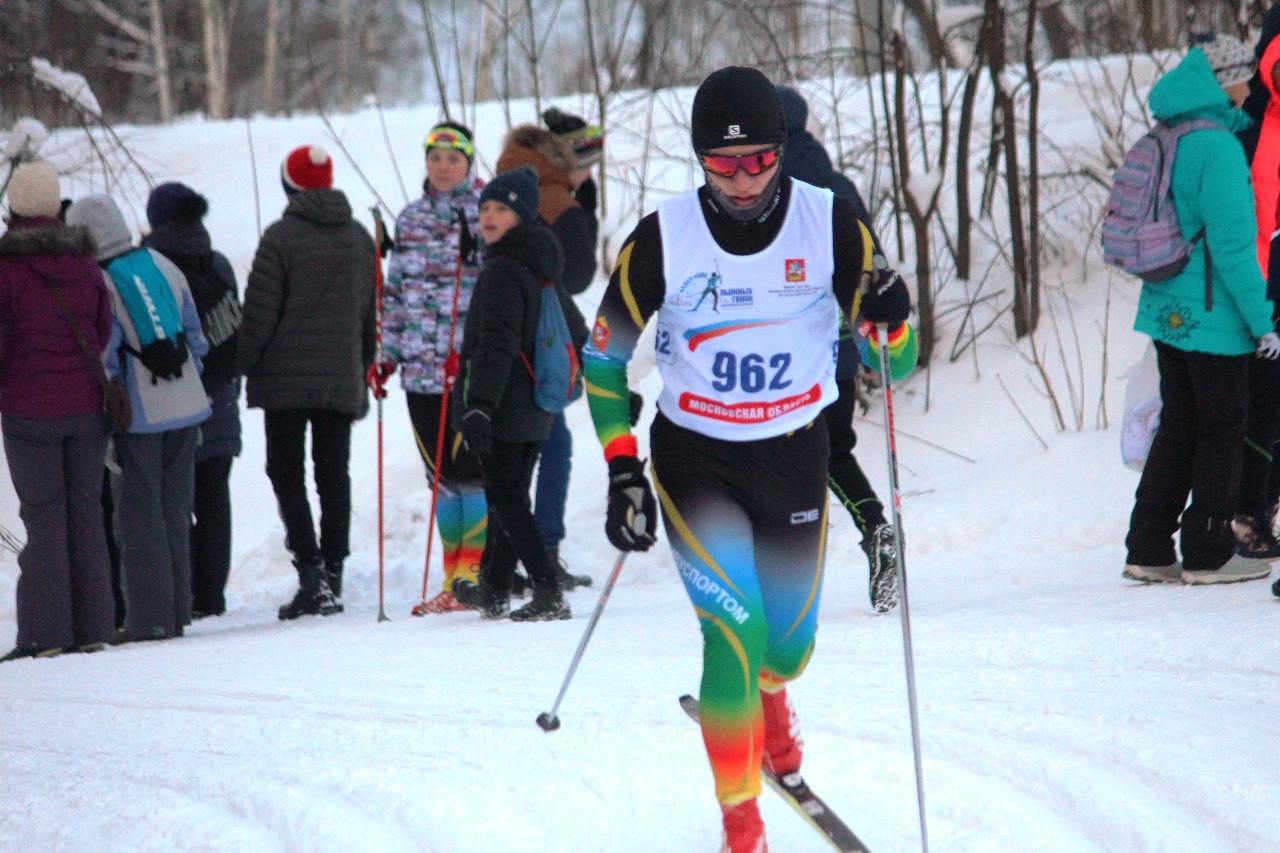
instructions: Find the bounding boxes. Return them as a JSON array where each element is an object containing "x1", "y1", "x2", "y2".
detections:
[{"x1": 4, "y1": 65, "x2": 1280, "y2": 850}]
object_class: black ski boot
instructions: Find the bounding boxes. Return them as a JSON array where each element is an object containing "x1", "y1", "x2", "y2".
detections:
[
  {"x1": 863, "y1": 523, "x2": 900, "y2": 613},
  {"x1": 452, "y1": 577, "x2": 510, "y2": 619},
  {"x1": 279, "y1": 557, "x2": 342, "y2": 620},
  {"x1": 550, "y1": 548, "x2": 592, "y2": 591},
  {"x1": 325, "y1": 560, "x2": 345, "y2": 613},
  {"x1": 510, "y1": 587, "x2": 571, "y2": 622},
  {"x1": 510, "y1": 570, "x2": 531, "y2": 600}
]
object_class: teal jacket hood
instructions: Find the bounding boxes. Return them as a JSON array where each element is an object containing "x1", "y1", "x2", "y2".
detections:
[{"x1": 1149, "y1": 47, "x2": 1252, "y2": 133}]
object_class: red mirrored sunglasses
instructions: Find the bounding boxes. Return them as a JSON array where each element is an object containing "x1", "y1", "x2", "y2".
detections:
[{"x1": 698, "y1": 146, "x2": 782, "y2": 178}]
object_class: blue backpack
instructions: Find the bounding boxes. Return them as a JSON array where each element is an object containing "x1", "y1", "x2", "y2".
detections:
[
  {"x1": 107, "y1": 249, "x2": 190, "y2": 381},
  {"x1": 519, "y1": 278, "x2": 583, "y2": 412}
]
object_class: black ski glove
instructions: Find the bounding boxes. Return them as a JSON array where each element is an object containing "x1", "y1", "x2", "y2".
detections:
[
  {"x1": 606, "y1": 456, "x2": 657, "y2": 552},
  {"x1": 460, "y1": 407, "x2": 493, "y2": 455},
  {"x1": 860, "y1": 265, "x2": 910, "y2": 326},
  {"x1": 629, "y1": 390, "x2": 644, "y2": 427},
  {"x1": 456, "y1": 208, "x2": 478, "y2": 266}
]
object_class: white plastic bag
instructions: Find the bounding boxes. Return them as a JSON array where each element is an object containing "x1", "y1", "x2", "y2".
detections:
[{"x1": 1121, "y1": 342, "x2": 1161, "y2": 471}]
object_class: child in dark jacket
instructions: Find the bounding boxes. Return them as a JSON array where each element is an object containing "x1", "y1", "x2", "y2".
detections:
[
  {"x1": 451, "y1": 166, "x2": 588, "y2": 622},
  {"x1": 143, "y1": 182, "x2": 243, "y2": 618}
]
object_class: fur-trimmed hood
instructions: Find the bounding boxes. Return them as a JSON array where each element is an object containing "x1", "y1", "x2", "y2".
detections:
[
  {"x1": 0, "y1": 220, "x2": 95, "y2": 259},
  {"x1": 496, "y1": 125, "x2": 580, "y2": 226},
  {"x1": 501, "y1": 125, "x2": 577, "y2": 175}
]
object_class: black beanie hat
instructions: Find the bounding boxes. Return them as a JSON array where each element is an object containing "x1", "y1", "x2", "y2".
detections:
[
  {"x1": 480, "y1": 166, "x2": 541, "y2": 223},
  {"x1": 146, "y1": 182, "x2": 208, "y2": 228},
  {"x1": 690, "y1": 66, "x2": 786, "y2": 152}
]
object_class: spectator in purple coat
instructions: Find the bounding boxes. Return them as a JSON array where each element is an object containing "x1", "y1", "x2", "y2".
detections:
[{"x1": 0, "y1": 161, "x2": 116, "y2": 662}]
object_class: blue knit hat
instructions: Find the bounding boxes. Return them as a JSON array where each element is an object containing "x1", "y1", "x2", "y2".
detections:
[{"x1": 479, "y1": 166, "x2": 540, "y2": 223}]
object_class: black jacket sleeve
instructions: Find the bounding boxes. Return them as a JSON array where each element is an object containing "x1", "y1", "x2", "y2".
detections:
[{"x1": 551, "y1": 206, "x2": 599, "y2": 295}]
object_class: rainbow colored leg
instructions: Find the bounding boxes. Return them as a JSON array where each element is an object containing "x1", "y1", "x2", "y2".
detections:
[{"x1": 656, "y1": 475, "x2": 767, "y2": 804}]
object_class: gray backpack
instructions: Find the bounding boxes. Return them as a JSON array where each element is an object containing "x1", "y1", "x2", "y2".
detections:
[{"x1": 1102, "y1": 119, "x2": 1217, "y2": 308}]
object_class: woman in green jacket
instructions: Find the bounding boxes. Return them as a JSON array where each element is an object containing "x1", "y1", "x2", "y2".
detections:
[{"x1": 1125, "y1": 33, "x2": 1280, "y2": 586}]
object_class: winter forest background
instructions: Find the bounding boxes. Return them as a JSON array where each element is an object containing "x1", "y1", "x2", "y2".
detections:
[{"x1": 2, "y1": 0, "x2": 1270, "y2": 369}]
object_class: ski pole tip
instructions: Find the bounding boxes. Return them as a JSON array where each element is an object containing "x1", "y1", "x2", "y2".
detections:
[{"x1": 536, "y1": 712, "x2": 561, "y2": 732}]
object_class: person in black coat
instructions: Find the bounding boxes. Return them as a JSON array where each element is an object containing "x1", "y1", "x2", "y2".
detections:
[
  {"x1": 143, "y1": 182, "x2": 242, "y2": 619},
  {"x1": 239, "y1": 145, "x2": 377, "y2": 620},
  {"x1": 775, "y1": 83, "x2": 903, "y2": 613},
  {"x1": 451, "y1": 167, "x2": 589, "y2": 622}
]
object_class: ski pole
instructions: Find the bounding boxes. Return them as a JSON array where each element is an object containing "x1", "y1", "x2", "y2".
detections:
[
  {"x1": 537, "y1": 551, "x2": 628, "y2": 732},
  {"x1": 372, "y1": 207, "x2": 389, "y2": 623},
  {"x1": 411, "y1": 209, "x2": 472, "y2": 616},
  {"x1": 874, "y1": 319, "x2": 929, "y2": 853}
]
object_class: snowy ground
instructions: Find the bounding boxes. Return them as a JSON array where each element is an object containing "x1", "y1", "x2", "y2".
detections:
[{"x1": 3, "y1": 63, "x2": 1280, "y2": 852}]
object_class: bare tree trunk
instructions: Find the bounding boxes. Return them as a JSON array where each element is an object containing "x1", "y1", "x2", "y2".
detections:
[
  {"x1": 892, "y1": 33, "x2": 934, "y2": 366},
  {"x1": 955, "y1": 56, "x2": 982, "y2": 281},
  {"x1": 1041, "y1": 2, "x2": 1078, "y2": 58},
  {"x1": 900, "y1": 0, "x2": 949, "y2": 67},
  {"x1": 362, "y1": 2, "x2": 379, "y2": 99},
  {"x1": 283, "y1": 0, "x2": 300, "y2": 115},
  {"x1": 198, "y1": 0, "x2": 233, "y2": 119},
  {"x1": 338, "y1": 0, "x2": 354, "y2": 109},
  {"x1": 148, "y1": 0, "x2": 172, "y2": 122},
  {"x1": 985, "y1": 0, "x2": 1032, "y2": 338},
  {"x1": 264, "y1": 0, "x2": 280, "y2": 114},
  {"x1": 1025, "y1": 0, "x2": 1042, "y2": 334},
  {"x1": 474, "y1": 1, "x2": 502, "y2": 104}
]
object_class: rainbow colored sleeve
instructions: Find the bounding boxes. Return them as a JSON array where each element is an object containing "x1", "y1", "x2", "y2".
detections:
[
  {"x1": 584, "y1": 236, "x2": 655, "y2": 461},
  {"x1": 584, "y1": 353, "x2": 636, "y2": 460}
]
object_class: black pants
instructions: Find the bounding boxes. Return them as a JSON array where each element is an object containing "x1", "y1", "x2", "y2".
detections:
[
  {"x1": 405, "y1": 391, "x2": 481, "y2": 485},
  {"x1": 477, "y1": 438, "x2": 556, "y2": 593},
  {"x1": 191, "y1": 455, "x2": 234, "y2": 614},
  {"x1": 1238, "y1": 353, "x2": 1280, "y2": 521},
  {"x1": 264, "y1": 409, "x2": 354, "y2": 569},
  {"x1": 822, "y1": 377, "x2": 886, "y2": 539},
  {"x1": 1126, "y1": 342, "x2": 1249, "y2": 571}
]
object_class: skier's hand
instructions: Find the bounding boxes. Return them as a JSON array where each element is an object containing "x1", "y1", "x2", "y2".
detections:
[
  {"x1": 628, "y1": 390, "x2": 644, "y2": 427},
  {"x1": 1259, "y1": 331, "x2": 1280, "y2": 361},
  {"x1": 366, "y1": 361, "x2": 395, "y2": 398},
  {"x1": 860, "y1": 264, "x2": 910, "y2": 327},
  {"x1": 605, "y1": 456, "x2": 657, "y2": 552},
  {"x1": 460, "y1": 407, "x2": 493, "y2": 455}
]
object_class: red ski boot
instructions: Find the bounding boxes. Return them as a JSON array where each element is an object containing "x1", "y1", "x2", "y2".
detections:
[
  {"x1": 720, "y1": 798, "x2": 767, "y2": 853},
  {"x1": 761, "y1": 686, "x2": 803, "y2": 776}
]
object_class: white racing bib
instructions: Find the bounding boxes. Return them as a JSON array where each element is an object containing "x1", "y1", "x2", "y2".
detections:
[{"x1": 655, "y1": 181, "x2": 839, "y2": 441}]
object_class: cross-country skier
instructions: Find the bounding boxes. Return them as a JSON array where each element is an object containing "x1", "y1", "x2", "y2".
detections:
[{"x1": 582, "y1": 66, "x2": 914, "y2": 853}]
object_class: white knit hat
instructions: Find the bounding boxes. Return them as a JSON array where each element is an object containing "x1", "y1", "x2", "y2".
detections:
[
  {"x1": 6, "y1": 160, "x2": 61, "y2": 219},
  {"x1": 1196, "y1": 32, "x2": 1255, "y2": 88}
]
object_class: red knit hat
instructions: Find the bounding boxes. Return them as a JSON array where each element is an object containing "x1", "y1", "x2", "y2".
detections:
[{"x1": 281, "y1": 145, "x2": 333, "y2": 191}]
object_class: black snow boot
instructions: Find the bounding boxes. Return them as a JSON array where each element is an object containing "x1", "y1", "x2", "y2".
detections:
[
  {"x1": 452, "y1": 577, "x2": 511, "y2": 620},
  {"x1": 279, "y1": 557, "x2": 342, "y2": 620},
  {"x1": 325, "y1": 560, "x2": 346, "y2": 613},
  {"x1": 550, "y1": 548, "x2": 592, "y2": 591},
  {"x1": 510, "y1": 569, "x2": 531, "y2": 600},
  {"x1": 510, "y1": 588, "x2": 571, "y2": 622}
]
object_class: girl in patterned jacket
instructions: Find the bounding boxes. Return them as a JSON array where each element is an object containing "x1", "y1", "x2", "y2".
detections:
[{"x1": 375, "y1": 122, "x2": 487, "y2": 612}]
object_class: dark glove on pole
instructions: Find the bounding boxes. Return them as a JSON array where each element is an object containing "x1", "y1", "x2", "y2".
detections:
[
  {"x1": 605, "y1": 456, "x2": 657, "y2": 551},
  {"x1": 861, "y1": 256, "x2": 911, "y2": 327}
]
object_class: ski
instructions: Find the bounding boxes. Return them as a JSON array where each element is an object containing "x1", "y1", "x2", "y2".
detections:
[{"x1": 679, "y1": 694, "x2": 872, "y2": 853}]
